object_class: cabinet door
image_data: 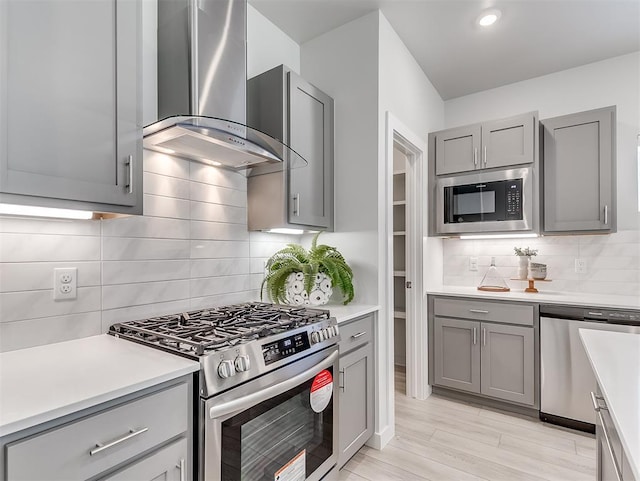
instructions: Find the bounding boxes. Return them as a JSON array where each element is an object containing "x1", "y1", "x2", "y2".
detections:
[
  {"x1": 435, "y1": 125, "x2": 481, "y2": 175},
  {"x1": 481, "y1": 113, "x2": 535, "y2": 169},
  {"x1": 480, "y1": 323, "x2": 534, "y2": 406},
  {"x1": 0, "y1": 0, "x2": 141, "y2": 211},
  {"x1": 101, "y1": 438, "x2": 188, "y2": 481},
  {"x1": 338, "y1": 343, "x2": 373, "y2": 468},
  {"x1": 433, "y1": 317, "x2": 480, "y2": 393},
  {"x1": 287, "y1": 71, "x2": 334, "y2": 229},
  {"x1": 542, "y1": 106, "x2": 615, "y2": 233}
]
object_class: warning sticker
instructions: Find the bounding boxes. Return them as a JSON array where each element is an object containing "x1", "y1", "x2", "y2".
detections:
[
  {"x1": 310, "y1": 369, "x2": 333, "y2": 413},
  {"x1": 274, "y1": 449, "x2": 305, "y2": 481}
]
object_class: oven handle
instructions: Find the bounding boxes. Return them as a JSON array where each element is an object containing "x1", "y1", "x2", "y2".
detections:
[{"x1": 209, "y1": 349, "x2": 339, "y2": 420}]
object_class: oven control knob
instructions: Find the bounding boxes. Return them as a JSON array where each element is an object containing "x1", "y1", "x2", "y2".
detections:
[
  {"x1": 327, "y1": 326, "x2": 336, "y2": 338},
  {"x1": 311, "y1": 331, "x2": 321, "y2": 344},
  {"x1": 234, "y1": 355, "x2": 251, "y2": 373},
  {"x1": 333, "y1": 325, "x2": 339, "y2": 337},
  {"x1": 217, "y1": 359, "x2": 236, "y2": 379}
]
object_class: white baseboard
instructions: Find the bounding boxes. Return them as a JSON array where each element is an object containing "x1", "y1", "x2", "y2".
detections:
[{"x1": 366, "y1": 424, "x2": 395, "y2": 450}]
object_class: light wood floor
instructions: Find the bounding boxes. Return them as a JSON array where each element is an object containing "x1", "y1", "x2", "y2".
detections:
[{"x1": 339, "y1": 366, "x2": 596, "y2": 481}]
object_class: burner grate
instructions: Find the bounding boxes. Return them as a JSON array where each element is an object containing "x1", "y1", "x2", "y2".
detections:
[{"x1": 109, "y1": 302, "x2": 329, "y2": 356}]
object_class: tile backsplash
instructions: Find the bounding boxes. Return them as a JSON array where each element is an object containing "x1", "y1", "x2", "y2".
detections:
[
  {"x1": 442, "y1": 231, "x2": 640, "y2": 297},
  {"x1": 0, "y1": 151, "x2": 296, "y2": 352}
]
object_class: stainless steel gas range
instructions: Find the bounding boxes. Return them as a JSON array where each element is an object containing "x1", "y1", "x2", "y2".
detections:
[{"x1": 109, "y1": 302, "x2": 340, "y2": 481}]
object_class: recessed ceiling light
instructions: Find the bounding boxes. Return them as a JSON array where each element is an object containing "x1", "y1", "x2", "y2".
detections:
[{"x1": 477, "y1": 9, "x2": 501, "y2": 27}]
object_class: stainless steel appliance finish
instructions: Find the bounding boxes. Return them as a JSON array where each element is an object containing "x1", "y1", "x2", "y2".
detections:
[
  {"x1": 540, "y1": 304, "x2": 640, "y2": 431},
  {"x1": 436, "y1": 167, "x2": 534, "y2": 235},
  {"x1": 110, "y1": 302, "x2": 340, "y2": 481},
  {"x1": 143, "y1": 0, "x2": 306, "y2": 170}
]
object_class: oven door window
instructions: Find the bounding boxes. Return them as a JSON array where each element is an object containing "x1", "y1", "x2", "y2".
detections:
[{"x1": 221, "y1": 368, "x2": 333, "y2": 481}]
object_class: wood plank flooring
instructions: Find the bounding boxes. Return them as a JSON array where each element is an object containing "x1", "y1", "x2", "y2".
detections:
[{"x1": 339, "y1": 366, "x2": 596, "y2": 481}]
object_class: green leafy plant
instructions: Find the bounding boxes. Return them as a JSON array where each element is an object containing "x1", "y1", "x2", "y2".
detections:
[
  {"x1": 514, "y1": 246, "x2": 538, "y2": 257},
  {"x1": 261, "y1": 233, "x2": 354, "y2": 305}
]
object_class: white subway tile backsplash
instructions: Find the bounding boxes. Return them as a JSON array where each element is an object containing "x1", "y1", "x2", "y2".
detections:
[
  {"x1": 0, "y1": 312, "x2": 102, "y2": 352},
  {"x1": 0, "y1": 216, "x2": 101, "y2": 236},
  {"x1": 190, "y1": 163, "x2": 247, "y2": 191},
  {"x1": 144, "y1": 151, "x2": 190, "y2": 179},
  {"x1": 190, "y1": 275, "x2": 255, "y2": 298},
  {"x1": 0, "y1": 233, "x2": 101, "y2": 263},
  {"x1": 143, "y1": 171, "x2": 191, "y2": 199},
  {"x1": 190, "y1": 182, "x2": 246, "y2": 207},
  {"x1": 190, "y1": 291, "x2": 260, "y2": 311},
  {"x1": 190, "y1": 221, "x2": 250, "y2": 241},
  {"x1": 102, "y1": 260, "x2": 191, "y2": 285},
  {"x1": 0, "y1": 262, "x2": 101, "y2": 293},
  {"x1": 102, "y1": 216, "x2": 190, "y2": 239},
  {"x1": 103, "y1": 237, "x2": 190, "y2": 261},
  {"x1": 102, "y1": 280, "x2": 190, "y2": 310},
  {"x1": 190, "y1": 201, "x2": 246, "y2": 224},
  {"x1": 101, "y1": 299, "x2": 192, "y2": 332},
  {"x1": 191, "y1": 258, "x2": 251, "y2": 278},
  {"x1": 143, "y1": 194, "x2": 191, "y2": 219},
  {"x1": 190, "y1": 240, "x2": 250, "y2": 259},
  {"x1": 0, "y1": 287, "x2": 101, "y2": 323}
]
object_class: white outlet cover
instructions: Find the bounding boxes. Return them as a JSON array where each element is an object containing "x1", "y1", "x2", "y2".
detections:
[{"x1": 54, "y1": 267, "x2": 77, "y2": 300}]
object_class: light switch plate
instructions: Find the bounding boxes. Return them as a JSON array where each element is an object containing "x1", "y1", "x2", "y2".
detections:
[
  {"x1": 469, "y1": 257, "x2": 478, "y2": 272},
  {"x1": 575, "y1": 258, "x2": 587, "y2": 274}
]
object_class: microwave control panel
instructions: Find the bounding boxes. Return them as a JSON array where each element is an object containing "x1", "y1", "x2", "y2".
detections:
[{"x1": 505, "y1": 180, "x2": 523, "y2": 219}]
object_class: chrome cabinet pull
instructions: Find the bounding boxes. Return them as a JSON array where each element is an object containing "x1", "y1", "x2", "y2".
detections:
[
  {"x1": 125, "y1": 155, "x2": 133, "y2": 194},
  {"x1": 604, "y1": 205, "x2": 609, "y2": 225},
  {"x1": 339, "y1": 369, "x2": 345, "y2": 391},
  {"x1": 351, "y1": 332, "x2": 366, "y2": 339},
  {"x1": 482, "y1": 328, "x2": 487, "y2": 346},
  {"x1": 405, "y1": 281, "x2": 412, "y2": 289},
  {"x1": 483, "y1": 145, "x2": 487, "y2": 165},
  {"x1": 473, "y1": 327, "x2": 477, "y2": 345},
  {"x1": 587, "y1": 312, "x2": 604, "y2": 317},
  {"x1": 473, "y1": 147, "x2": 478, "y2": 166},
  {"x1": 176, "y1": 458, "x2": 185, "y2": 481},
  {"x1": 469, "y1": 309, "x2": 489, "y2": 314},
  {"x1": 590, "y1": 392, "x2": 622, "y2": 481},
  {"x1": 293, "y1": 193, "x2": 300, "y2": 216},
  {"x1": 89, "y1": 427, "x2": 148, "y2": 456}
]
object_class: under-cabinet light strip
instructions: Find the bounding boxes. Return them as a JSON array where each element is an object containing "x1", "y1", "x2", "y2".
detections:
[
  {"x1": 0, "y1": 204, "x2": 93, "y2": 220},
  {"x1": 459, "y1": 233, "x2": 538, "y2": 240}
]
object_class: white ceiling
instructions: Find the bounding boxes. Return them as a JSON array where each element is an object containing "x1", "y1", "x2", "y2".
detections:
[{"x1": 248, "y1": 0, "x2": 640, "y2": 100}]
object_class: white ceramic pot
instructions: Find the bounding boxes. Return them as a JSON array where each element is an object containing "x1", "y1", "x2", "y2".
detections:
[
  {"x1": 285, "y1": 272, "x2": 333, "y2": 306},
  {"x1": 517, "y1": 256, "x2": 530, "y2": 279}
]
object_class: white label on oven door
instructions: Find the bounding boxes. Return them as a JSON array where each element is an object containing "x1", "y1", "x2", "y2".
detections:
[
  {"x1": 310, "y1": 369, "x2": 333, "y2": 413},
  {"x1": 274, "y1": 449, "x2": 305, "y2": 481}
]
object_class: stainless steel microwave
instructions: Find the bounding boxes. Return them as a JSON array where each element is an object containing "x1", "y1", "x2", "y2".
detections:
[{"x1": 436, "y1": 167, "x2": 533, "y2": 235}]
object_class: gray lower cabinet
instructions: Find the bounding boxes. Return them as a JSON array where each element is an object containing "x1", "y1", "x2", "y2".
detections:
[
  {"x1": 0, "y1": 0, "x2": 142, "y2": 215},
  {"x1": 337, "y1": 314, "x2": 374, "y2": 468},
  {"x1": 434, "y1": 112, "x2": 535, "y2": 175},
  {"x1": 542, "y1": 106, "x2": 616, "y2": 234},
  {"x1": 431, "y1": 297, "x2": 536, "y2": 407},
  {"x1": 247, "y1": 64, "x2": 334, "y2": 231},
  {"x1": 2, "y1": 377, "x2": 192, "y2": 481}
]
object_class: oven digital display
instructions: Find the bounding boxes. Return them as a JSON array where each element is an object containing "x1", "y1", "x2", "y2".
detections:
[{"x1": 262, "y1": 333, "x2": 311, "y2": 365}]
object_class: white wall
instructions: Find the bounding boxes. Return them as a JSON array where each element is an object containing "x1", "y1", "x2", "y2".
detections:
[
  {"x1": 247, "y1": 5, "x2": 300, "y2": 78},
  {"x1": 445, "y1": 51, "x2": 640, "y2": 231}
]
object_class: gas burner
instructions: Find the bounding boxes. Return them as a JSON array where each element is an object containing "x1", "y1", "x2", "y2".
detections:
[{"x1": 109, "y1": 302, "x2": 330, "y2": 358}]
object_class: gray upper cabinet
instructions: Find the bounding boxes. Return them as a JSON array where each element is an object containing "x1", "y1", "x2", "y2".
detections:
[
  {"x1": 0, "y1": 0, "x2": 142, "y2": 215},
  {"x1": 434, "y1": 112, "x2": 536, "y2": 175},
  {"x1": 247, "y1": 65, "x2": 334, "y2": 231},
  {"x1": 542, "y1": 106, "x2": 616, "y2": 234}
]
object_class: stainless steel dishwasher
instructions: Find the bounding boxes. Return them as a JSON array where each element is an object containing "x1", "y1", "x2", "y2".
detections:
[{"x1": 539, "y1": 304, "x2": 640, "y2": 432}]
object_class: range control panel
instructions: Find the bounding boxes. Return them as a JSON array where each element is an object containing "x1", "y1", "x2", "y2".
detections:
[{"x1": 262, "y1": 332, "x2": 311, "y2": 365}]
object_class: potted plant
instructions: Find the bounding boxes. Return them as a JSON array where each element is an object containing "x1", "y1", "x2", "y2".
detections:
[
  {"x1": 261, "y1": 233, "x2": 355, "y2": 306},
  {"x1": 514, "y1": 246, "x2": 538, "y2": 279}
]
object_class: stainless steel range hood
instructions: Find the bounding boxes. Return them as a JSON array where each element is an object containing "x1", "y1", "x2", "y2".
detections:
[{"x1": 143, "y1": 0, "x2": 306, "y2": 170}]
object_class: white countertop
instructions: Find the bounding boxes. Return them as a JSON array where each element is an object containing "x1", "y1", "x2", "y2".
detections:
[
  {"x1": 579, "y1": 330, "x2": 640, "y2": 480},
  {"x1": 427, "y1": 286, "x2": 640, "y2": 310},
  {"x1": 326, "y1": 303, "x2": 380, "y2": 323},
  {"x1": 0, "y1": 334, "x2": 200, "y2": 437}
]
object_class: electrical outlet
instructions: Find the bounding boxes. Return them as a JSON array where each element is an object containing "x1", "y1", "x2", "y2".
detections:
[
  {"x1": 469, "y1": 257, "x2": 478, "y2": 272},
  {"x1": 575, "y1": 258, "x2": 587, "y2": 274},
  {"x1": 54, "y1": 267, "x2": 77, "y2": 300}
]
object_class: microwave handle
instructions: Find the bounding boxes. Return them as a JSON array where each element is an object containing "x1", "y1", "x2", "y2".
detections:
[
  {"x1": 209, "y1": 349, "x2": 339, "y2": 419},
  {"x1": 473, "y1": 147, "x2": 478, "y2": 166}
]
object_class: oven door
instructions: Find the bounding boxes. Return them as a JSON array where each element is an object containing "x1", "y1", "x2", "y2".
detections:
[
  {"x1": 436, "y1": 167, "x2": 533, "y2": 235},
  {"x1": 201, "y1": 347, "x2": 339, "y2": 481}
]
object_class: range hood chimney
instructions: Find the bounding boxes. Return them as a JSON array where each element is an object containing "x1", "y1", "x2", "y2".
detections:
[{"x1": 143, "y1": 0, "x2": 306, "y2": 170}]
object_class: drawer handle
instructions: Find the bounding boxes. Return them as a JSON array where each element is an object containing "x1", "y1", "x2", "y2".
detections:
[
  {"x1": 469, "y1": 309, "x2": 489, "y2": 314},
  {"x1": 125, "y1": 155, "x2": 134, "y2": 194},
  {"x1": 590, "y1": 392, "x2": 622, "y2": 481},
  {"x1": 483, "y1": 327, "x2": 487, "y2": 347},
  {"x1": 473, "y1": 327, "x2": 477, "y2": 345},
  {"x1": 339, "y1": 368, "x2": 346, "y2": 391},
  {"x1": 177, "y1": 458, "x2": 185, "y2": 481},
  {"x1": 351, "y1": 332, "x2": 366, "y2": 339},
  {"x1": 89, "y1": 427, "x2": 149, "y2": 456}
]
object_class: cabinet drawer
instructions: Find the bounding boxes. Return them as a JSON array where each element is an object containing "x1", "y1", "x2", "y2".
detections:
[
  {"x1": 434, "y1": 297, "x2": 534, "y2": 326},
  {"x1": 339, "y1": 314, "x2": 374, "y2": 353},
  {"x1": 7, "y1": 382, "x2": 189, "y2": 481}
]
